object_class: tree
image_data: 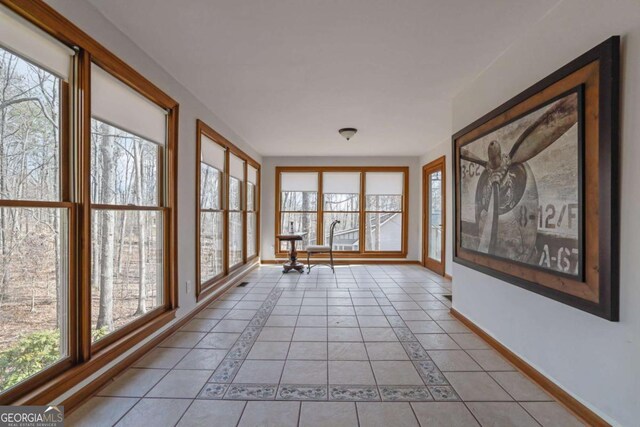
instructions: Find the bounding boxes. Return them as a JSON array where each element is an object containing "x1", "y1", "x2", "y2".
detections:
[{"x1": 96, "y1": 122, "x2": 114, "y2": 331}]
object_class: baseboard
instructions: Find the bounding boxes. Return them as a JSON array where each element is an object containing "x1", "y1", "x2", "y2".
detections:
[
  {"x1": 450, "y1": 308, "x2": 611, "y2": 427},
  {"x1": 261, "y1": 259, "x2": 422, "y2": 265},
  {"x1": 445, "y1": 273, "x2": 453, "y2": 281},
  {"x1": 62, "y1": 262, "x2": 259, "y2": 415}
]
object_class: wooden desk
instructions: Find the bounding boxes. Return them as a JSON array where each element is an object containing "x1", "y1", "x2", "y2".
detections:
[{"x1": 276, "y1": 234, "x2": 305, "y2": 273}]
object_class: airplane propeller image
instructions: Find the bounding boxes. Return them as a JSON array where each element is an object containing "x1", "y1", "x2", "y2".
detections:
[{"x1": 460, "y1": 94, "x2": 578, "y2": 255}]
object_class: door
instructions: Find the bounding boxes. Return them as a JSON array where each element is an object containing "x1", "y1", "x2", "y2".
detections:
[{"x1": 423, "y1": 156, "x2": 446, "y2": 275}]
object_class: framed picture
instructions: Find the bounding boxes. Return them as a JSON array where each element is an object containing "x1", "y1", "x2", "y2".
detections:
[{"x1": 452, "y1": 37, "x2": 619, "y2": 320}]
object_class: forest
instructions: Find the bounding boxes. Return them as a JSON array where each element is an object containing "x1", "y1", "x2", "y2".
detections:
[{"x1": 0, "y1": 47, "x2": 163, "y2": 393}]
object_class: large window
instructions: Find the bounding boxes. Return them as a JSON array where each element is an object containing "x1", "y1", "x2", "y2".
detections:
[
  {"x1": 276, "y1": 167, "x2": 408, "y2": 257},
  {"x1": 0, "y1": 3, "x2": 178, "y2": 403},
  {"x1": 247, "y1": 165, "x2": 259, "y2": 258},
  {"x1": 200, "y1": 135, "x2": 225, "y2": 283},
  {"x1": 0, "y1": 6, "x2": 74, "y2": 397},
  {"x1": 279, "y1": 172, "x2": 318, "y2": 250},
  {"x1": 323, "y1": 172, "x2": 361, "y2": 251},
  {"x1": 196, "y1": 120, "x2": 260, "y2": 299},
  {"x1": 365, "y1": 171, "x2": 404, "y2": 251}
]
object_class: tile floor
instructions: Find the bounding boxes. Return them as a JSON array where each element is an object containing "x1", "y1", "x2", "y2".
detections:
[{"x1": 67, "y1": 265, "x2": 585, "y2": 426}]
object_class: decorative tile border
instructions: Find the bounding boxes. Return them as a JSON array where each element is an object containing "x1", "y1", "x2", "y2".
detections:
[
  {"x1": 402, "y1": 341, "x2": 430, "y2": 360},
  {"x1": 224, "y1": 383, "x2": 278, "y2": 400},
  {"x1": 329, "y1": 385, "x2": 380, "y2": 401},
  {"x1": 428, "y1": 385, "x2": 460, "y2": 401},
  {"x1": 210, "y1": 359, "x2": 242, "y2": 383},
  {"x1": 198, "y1": 383, "x2": 228, "y2": 399},
  {"x1": 379, "y1": 385, "x2": 433, "y2": 401},
  {"x1": 393, "y1": 327, "x2": 417, "y2": 342},
  {"x1": 277, "y1": 384, "x2": 328, "y2": 401}
]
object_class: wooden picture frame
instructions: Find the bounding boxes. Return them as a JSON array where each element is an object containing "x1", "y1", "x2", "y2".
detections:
[{"x1": 452, "y1": 37, "x2": 619, "y2": 320}]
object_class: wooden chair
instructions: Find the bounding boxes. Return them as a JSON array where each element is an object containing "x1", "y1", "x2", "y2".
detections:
[{"x1": 306, "y1": 220, "x2": 340, "y2": 274}]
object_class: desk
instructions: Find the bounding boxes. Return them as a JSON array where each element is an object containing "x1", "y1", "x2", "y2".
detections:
[{"x1": 276, "y1": 234, "x2": 305, "y2": 273}]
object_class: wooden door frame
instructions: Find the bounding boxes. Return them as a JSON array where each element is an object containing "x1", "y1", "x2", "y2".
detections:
[{"x1": 422, "y1": 156, "x2": 446, "y2": 275}]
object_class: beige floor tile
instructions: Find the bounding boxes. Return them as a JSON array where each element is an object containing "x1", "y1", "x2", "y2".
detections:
[
  {"x1": 195, "y1": 332, "x2": 240, "y2": 349},
  {"x1": 293, "y1": 327, "x2": 327, "y2": 341},
  {"x1": 147, "y1": 369, "x2": 212, "y2": 398},
  {"x1": 444, "y1": 372, "x2": 513, "y2": 401},
  {"x1": 365, "y1": 342, "x2": 409, "y2": 360},
  {"x1": 357, "y1": 316, "x2": 391, "y2": 327},
  {"x1": 328, "y1": 306, "x2": 356, "y2": 316},
  {"x1": 246, "y1": 341, "x2": 290, "y2": 359},
  {"x1": 271, "y1": 306, "x2": 301, "y2": 315},
  {"x1": 132, "y1": 347, "x2": 189, "y2": 369},
  {"x1": 520, "y1": 402, "x2": 586, "y2": 427},
  {"x1": 449, "y1": 333, "x2": 490, "y2": 349},
  {"x1": 65, "y1": 396, "x2": 138, "y2": 427},
  {"x1": 466, "y1": 402, "x2": 539, "y2": 426},
  {"x1": 425, "y1": 310, "x2": 455, "y2": 320},
  {"x1": 405, "y1": 320, "x2": 445, "y2": 333},
  {"x1": 411, "y1": 402, "x2": 480, "y2": 426},
  {"x1": 489, "y1": 371, "x2": 552, "y2": 401},
  {"x1": 257, "y1": 326, "x2": 295, "y2": 341},
  {"x1": 211, "y1": 319, "x2": 250, "y2": 332},
  {"x1": 299, "y1": 402, "x2": 358, "y2": 427},
  {"x1": 296, "y1": 315, "x2": 328, "y2": 327},
  {"x1": 266, "y1": 315, "x2": 298, "y2": 327},
  {"x1": 98, "y1": 368, "x2": 167, "y2": 397},
  {"x1": 355, "y1": 306, "x2": 385, "y2": 316},
  {"x1": 238, "y1": 401, "x2": 300, "y2": 427},
  {"x1": 361, "y1": 328, "x2": 399, "y2": 342},
  {"x1": 467, "y1": 349, "x2": 515, "y2": 371},
  {"x1": 288, "y1": 341, "x2": 328, "y2": 360},
  {"x1": 357, "y1": 402, "x2": 419, "y2": 427},
  {"x1": 281, "y1": 360, "x2": 328, "y2": 384},
  {"x1": 180, "y1": 318, "x2": 219, "y2": 332},
  {"x1": 328, "y1": 316, "x2": 359, "y2": 327},
  {"x1": 329, "y1": 361, "x2": 376, "y2": 384},
  {"x1": 397, "y1": 310, "x2": 432, "y2": 321},
  {"x1": 428, "y1": 350, "x2": 483, "y2": 371},
  {"x1": 175, "y1": 348, "x2": 228, "y2": 370},
  {"x1": 371, "y1": 361, "x2": 423, "y2": 385},
  {"x1": 299, "y1": 306, "x2": 328, "y2": 315},
  {"x1": 177, "y1": 400, "x2": 246, "y2": 427},
  {"x1": 159, "y1": 332, "x2": 206, "y2": 348},
  {"x1": 233, "y1": 360, "x2": 285, "y2": 383},
  {"x1": 115, "y1": 398, "x2": 191, "y2": 427},
  {"x1": 328, "y1": 327, "x2": 363, "y2": 341},
  {"x1": 224, "y1": 309, "x2": 258, "y2": 320},
  {"x1": 329, "y1": 342, "x2": 369, "y2": 360},
  {"x1": 436, "y1": 320, "x2": 471, "y2": 333},
  {"x1": 416, "y1": 334, "x2": 461, "y2": 350}
]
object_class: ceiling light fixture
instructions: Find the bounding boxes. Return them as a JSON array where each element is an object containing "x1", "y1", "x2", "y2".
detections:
[{"x1": 339, "y1": 128, "x2": 358, "y2": 141}]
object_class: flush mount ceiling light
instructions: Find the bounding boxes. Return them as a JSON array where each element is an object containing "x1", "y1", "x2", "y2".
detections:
[{"x1": 339, "y1": 128, "x2": 358, "y2": 141}]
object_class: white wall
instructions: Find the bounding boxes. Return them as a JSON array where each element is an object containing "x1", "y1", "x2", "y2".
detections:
[
  {"x1": 451, "y1": 1, "x2": 640, "y2": 425},
  {"x1": 260, "y1": 156, "x2": 422, "y2": 261},
  {"x1": 419, "y1": 139, "x2": 453, "y2": 277},
  {"x1": 45, "y1": 0, "x2": 262, "y2": 319}
]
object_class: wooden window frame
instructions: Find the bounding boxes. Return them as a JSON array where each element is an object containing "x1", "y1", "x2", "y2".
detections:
[
  {"x1": 422, "y1": 156, "x2": 446, "y2": 276},
  {"x1": 246, "y1": 176, "x2": 259, "y2": 260},
  {"x1": 275, "y1": 166, "x2": 409, "y2": 259},
  {"x1": 0, "y1": 0, "x2": 179, "y2": 405},
  {"x1": 195, "y1": 120, "x2": 260, "y2": 301}
]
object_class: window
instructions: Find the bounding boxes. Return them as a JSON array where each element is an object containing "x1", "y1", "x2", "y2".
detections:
[
  {"x1": 200, "y1": 135, "x2": 225, "y2": 283},
  {"x1": 228, "y1": 153, "x2": 245, "y2": 268},
  {"x1": 323, "y1": 172, "x2": 361, "y2": 251},
  {"x1": 276, "y1": 167, "x2": 407, "y2": 257},
  {"x1": 196, "y1": 120, "x2": 260, "y2": 298},
  {"x1": 247, "y1": 165, "x2": 259, "y2": 259},
  {"x1": 0, "y1": 6, "x2": 74, "y2": 396},
  {"x1": 0, "y1": 2, "x2": 179, "y2": 404},
  {"x1": 365, "y1": 172, "x2": 404, "y2": 251},
  {"x1": 90, "y1": 64, "x2": 168, "y2": 343},
  {"x1": 279, "y1": 172, "x2": 318, "y2": 250}
]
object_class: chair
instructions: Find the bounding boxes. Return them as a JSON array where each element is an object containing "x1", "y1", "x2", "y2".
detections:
[{"x1": 306, "y1": 220, "x2": 340, "y2": 274}]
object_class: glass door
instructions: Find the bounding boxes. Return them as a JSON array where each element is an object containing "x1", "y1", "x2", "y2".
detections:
[{"x1": 423, "y1": 157, "x2": 446, "y2": 275}]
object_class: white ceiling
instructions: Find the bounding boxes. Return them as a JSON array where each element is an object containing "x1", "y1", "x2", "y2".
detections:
[{"x1": 88, "y1": 0, "x2": 559, "y2": 157}]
